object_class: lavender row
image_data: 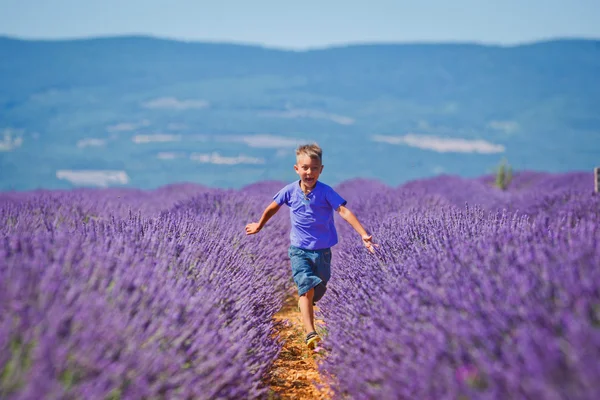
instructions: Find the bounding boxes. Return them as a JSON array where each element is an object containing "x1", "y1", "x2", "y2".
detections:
[
  {"x1": 320, "y1": 172, "x2": 600, "y2": 399},
  {"x1": 1, "y1": 183, "x2": 291, "y2": 399}
]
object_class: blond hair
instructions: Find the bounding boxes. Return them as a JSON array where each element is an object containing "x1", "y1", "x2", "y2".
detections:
[{"x1": 296, "y1": 143, "x2": 322, "y2": 163}]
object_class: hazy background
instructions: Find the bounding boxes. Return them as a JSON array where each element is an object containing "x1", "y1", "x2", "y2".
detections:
[
  {"x1": 1, "y1": 0, "x2": 599, "y2": 190},
  {"x1": 2, "y1": 0, "x2": 599, "y2": 48}
]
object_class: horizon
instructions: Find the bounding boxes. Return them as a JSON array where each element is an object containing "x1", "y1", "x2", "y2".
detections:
[
  {"x1": 2, "y1": 33, "x2": 598, "y2": 52},
  {"x1": 1, "y1": 0, "x2": 598, "y2": 50}
]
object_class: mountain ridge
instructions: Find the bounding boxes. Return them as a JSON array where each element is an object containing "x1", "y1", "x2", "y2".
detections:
[
  {"x1": 1, "y1": 34, "x2": 598, "y2": 50},
  {"x1": 1, "y1": 35, "x2": 598, "y2": 191}
]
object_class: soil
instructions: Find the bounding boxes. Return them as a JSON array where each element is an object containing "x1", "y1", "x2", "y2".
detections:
[{"x1": 264, "y1": 292, "x2": 333, "y2": 400}]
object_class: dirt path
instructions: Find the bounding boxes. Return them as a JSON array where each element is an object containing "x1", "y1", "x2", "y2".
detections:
[{"x1": 264, "y1": 290, "x2": 333, "y2": 399}]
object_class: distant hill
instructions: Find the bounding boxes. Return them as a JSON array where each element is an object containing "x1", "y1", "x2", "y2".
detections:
[{"x1": 1, "y1": 36, "x2": 599, "y2": 191}]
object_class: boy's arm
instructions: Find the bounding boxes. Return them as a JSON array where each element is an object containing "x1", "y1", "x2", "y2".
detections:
[
  {"x1": 245, "y1": 201, "x2": 281, "y2": 235},
  {"x1": 336, "y1": 205, "x2": 377, "y2": 253}
]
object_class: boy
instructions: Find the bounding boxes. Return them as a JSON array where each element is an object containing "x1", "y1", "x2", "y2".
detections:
[{"x1": 245, "y1": 143, "x2": 376, "y2": 349}]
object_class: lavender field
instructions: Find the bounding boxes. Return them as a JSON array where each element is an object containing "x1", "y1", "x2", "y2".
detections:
[
  {"x1": 1, "y1": 171, "x2": 599, "y2": 399},
  {"x1": 321, "y1": 171, "x2": 600, "y2": 399},
  {"x1": 1, "y1": 182, "x2": 292, "y2": 399}
]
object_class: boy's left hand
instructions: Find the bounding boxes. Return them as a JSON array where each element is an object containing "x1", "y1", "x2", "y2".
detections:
[
  {"x1": 362, "y1": 234, "x2": 378, "y2": 254},
  {"x1": 245, "y1": 222, "x2": 261, "y2": 235}
]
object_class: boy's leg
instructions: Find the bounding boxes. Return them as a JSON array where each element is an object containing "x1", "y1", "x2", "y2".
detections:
[{"x1": 298, "y1": 288, "x2": 316, "y2": 334}]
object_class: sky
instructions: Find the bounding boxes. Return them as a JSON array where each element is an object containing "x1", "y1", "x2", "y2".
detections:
[{"x1": 0, "y1": 0, "x2": 598, "y2": 49}]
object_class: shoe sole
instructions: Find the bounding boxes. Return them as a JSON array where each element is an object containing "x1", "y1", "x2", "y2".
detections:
[{"x1": 306, "y1": 335, "x2": 321, "y2": 349}]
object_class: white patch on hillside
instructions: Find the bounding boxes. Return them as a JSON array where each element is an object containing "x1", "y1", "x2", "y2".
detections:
[
  {"x1": 260, "y1": 107, "x2": 354, "y2": 125},
  {"x1": 77, "y1": 138, "x2": 106, "y2": 148},
  {"x1": 0, "y1": 129, "x2": 24, "y2": 151},
  {"x1": 372, "y1": 134, "x2": 505, "y2": 154},
  {"x1": 190, "y1": 152, "x2": 265, "y2": 165},
  {"x1": 222, "y1": 134, "x2": 304, "y2": 148},
  {"x1": 56, "y1": 170, "x2": 129, "y2": 187},
  {"x1": 132, "y1": 134, "x2": 182, "y2": 144},
  {"x1": 157, "y1": 152, "x2": 186, "y2": 160},
  {"x1": 107, "y1": 120, "x2": 150, "y2": 132},
  {"x1": 488, "y1": 120, "x2": 519, "y2": 134},
  {"x1": 142, "y1": 97, "x2": 209, "y2": 110}
]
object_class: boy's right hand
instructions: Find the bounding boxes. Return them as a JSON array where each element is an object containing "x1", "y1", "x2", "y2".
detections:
[{"x1": 245, "y1": 223, "x2": 261, "y2": 235}]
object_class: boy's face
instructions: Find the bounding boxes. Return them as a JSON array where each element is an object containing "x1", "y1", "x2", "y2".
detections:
[{"x1": 294, "y1": 155, "x2": 323, "y2": 188}]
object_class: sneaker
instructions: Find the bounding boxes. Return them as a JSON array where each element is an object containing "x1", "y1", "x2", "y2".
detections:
[{"x1": 305, "y1": 331, "x2": 321, "y2": 349}]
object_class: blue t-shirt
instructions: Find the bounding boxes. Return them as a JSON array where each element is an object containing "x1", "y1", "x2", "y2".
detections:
[{"x1": 273, "y1": 180, "x2": 347, "y2": 250}]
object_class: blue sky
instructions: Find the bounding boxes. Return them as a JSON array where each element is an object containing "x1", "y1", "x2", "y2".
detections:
[{"x1": 0, "y1": 0, "x2": 598, "y2": 49}]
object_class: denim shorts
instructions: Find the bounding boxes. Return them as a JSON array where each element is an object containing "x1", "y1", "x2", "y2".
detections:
[{"x1": 288, "y1": 245, "x2": 332, "y2": 303}]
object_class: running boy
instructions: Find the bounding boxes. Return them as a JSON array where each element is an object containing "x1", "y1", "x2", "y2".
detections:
[{"x1": 245, "y1": 143, "x2": 376, "y2": 349}]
